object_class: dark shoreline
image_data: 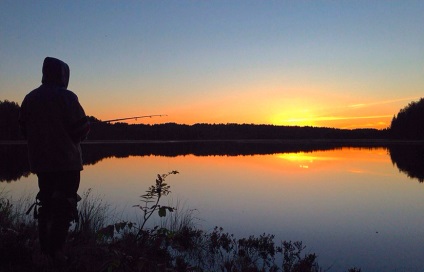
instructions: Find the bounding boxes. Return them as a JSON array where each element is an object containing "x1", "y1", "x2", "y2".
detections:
[{"x1": 2, "y1": 139, "x2": 423, "y2": 145}]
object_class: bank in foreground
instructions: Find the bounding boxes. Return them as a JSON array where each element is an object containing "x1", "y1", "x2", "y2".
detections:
[{"x1": 0, "y1": 171, "x2": 363, "y2": 272}]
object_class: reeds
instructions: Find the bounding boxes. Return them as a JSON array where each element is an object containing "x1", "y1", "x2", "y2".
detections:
[
  {"x1": 0, "y1": 189, "x2": 38, "y2": 271},
  {"x1": 72, "y1": 188, "x2": 113, "y2": 238}
]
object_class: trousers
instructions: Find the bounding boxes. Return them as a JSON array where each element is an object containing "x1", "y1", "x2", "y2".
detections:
[{"x1": 36, "y1": 171, "x2": 80, "y2": 255}]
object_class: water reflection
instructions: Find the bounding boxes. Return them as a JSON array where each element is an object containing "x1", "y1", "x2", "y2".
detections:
[
  {"x1": 2, "y1": 142, "x2": 424, "y2": 271},
  {"x1": 388, "y1": 143, "x2": 424, "y2": 182},
  {"x1": 0, "y1": 141, "x2": 423, "y2": 183}
]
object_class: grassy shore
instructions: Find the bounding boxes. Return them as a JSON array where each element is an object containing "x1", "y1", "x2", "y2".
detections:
[{"x1": 1, "y1": 173, "x2": 362, "y2": 272}]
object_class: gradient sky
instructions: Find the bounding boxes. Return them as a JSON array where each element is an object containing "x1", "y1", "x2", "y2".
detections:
[{"x1": 1, "y1": 1, "x2": 423, "y2": 129}]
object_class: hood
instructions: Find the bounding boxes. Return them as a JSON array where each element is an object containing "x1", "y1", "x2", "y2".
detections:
[{"x1": 41, "y1": 57, "x2": 70, "y2": 88}]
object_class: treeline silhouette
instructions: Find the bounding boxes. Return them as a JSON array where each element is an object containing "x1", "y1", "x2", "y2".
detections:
[
  {"x1": 2, "y1": 98, "x2": 424, "y2": 140},
  {"x1": 0, "y1": 100, "x2": 21, "y2": 140},
  {"x1": 88, "y1": 119, "x2": 387, "y2": 140},
  {"x1": 1, "y1": 141, "x2": 423, "y2": 183},
  {"x1": 0, "y1": 144, "x2": 31, "y2": 182},
  {"x1": 390, "y1": 98, "x2": 424, "y2": 139},
  {"x1": 0, "y1": 100, "x2": 387, "y2": 141}
]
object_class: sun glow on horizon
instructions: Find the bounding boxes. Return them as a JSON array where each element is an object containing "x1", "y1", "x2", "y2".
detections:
[{"x1": 266, "y1": 96, "x2": 422, "y2": 129}]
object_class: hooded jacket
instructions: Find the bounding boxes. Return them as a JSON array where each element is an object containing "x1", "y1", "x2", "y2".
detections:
[{"x1": 19, "y1": 57, "x2": 90, "y2": 173}]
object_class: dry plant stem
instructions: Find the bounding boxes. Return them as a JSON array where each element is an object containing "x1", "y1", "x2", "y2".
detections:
[{"x1": 140, "y1": 195, "x2": 160, "y2": 230}]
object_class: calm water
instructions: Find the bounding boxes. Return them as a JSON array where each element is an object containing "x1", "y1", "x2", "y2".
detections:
[{"x1": 2, "y1": 142, "x2": 424, "y2": 271}]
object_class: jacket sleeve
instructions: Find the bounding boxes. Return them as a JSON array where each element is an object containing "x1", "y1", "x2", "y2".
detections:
[
  {"x1": 70, "y1": 114, "x2": 90, "y2": 142},
  {"x1": 66, "y1": 92, "x2": 90, "y2": 142}
]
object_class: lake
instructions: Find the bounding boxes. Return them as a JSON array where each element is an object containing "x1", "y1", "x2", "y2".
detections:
[{"x1": 1, "y1": 141, "x2": 424, "y2": 271}]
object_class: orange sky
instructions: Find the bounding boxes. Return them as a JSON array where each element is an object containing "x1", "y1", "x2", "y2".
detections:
[{"x1": 92, "y1": 91, "x2": 421, "y2": 129}]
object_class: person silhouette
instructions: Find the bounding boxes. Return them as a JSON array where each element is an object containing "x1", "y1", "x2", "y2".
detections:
[{"x1": 19, "y1": 57, "x2": 90, "y2": 264}]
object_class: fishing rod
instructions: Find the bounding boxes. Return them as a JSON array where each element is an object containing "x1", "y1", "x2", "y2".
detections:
[{"x1": 93, "y1": 114, "x2": 168, "y2": 123}]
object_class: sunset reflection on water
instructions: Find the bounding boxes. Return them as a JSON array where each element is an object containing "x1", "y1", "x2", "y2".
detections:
[{"x1": 3, "y1": 147, "x2": 424, "y2": 271}]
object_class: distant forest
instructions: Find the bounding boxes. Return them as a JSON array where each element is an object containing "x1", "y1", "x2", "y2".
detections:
[{"x1": 1, "y1": 98, "x2": 423, "y2": 141}]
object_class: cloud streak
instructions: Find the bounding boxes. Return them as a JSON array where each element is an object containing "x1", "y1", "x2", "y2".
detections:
[
  {"x1": 285, "y1": 115, "x2": 392, "y2": 123},
  {"x1": 348, "y1": 97, "x2": 421, "y2": 109}
]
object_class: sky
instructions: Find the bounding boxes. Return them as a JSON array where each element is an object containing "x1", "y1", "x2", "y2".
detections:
[{"x1": 1, "y1": 1, "x2": 423, "y2": 129}]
